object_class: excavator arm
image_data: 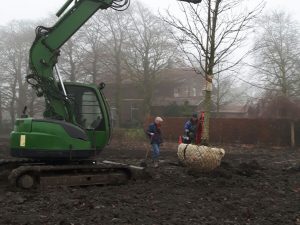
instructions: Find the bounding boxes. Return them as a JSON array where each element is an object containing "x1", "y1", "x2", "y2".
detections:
[
  {"x1": 28, "y1": 0, "x2": 129, "y2": 123},
  {"x1": 10, "y1": 0, "x2": 129, "y2": 159},
  {"x1": 27, "y1": 0, "x2": 200, "y2": 123}
]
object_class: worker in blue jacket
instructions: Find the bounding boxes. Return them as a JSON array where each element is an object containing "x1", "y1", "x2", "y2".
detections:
[
  {"x1": 147, "y1": 117, "x2": 163, "y2": 168},
  {"x1": 184, "y1": 113, "x2": 198, "y2": 144}
]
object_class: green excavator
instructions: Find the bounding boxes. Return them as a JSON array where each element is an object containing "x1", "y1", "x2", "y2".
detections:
[
  {"x1": 10, "y1": 0, "x2": 122, "y2": 160},
  {"x1": 2, "y1": 0, "x2": 137, "y2": 189},
  {"x1": 1, "y1": 0, "x2": 202, "y2": 189}
]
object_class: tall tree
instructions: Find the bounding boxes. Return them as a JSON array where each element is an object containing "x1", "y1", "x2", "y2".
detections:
[
  {"x1": 59, "y1": 36, "x2": 84, "y2": 82},
  {"x1": 0, "y1": 21, "x2": 35, "y2": 125},
  {"x1": 213, "y1": 70, "x2": 237, "y2": 115},
  {"x1": 162, "y1": 0, "x2": 263, "y2": 144},
  {"x1": 124, "y1": 3, "x2": 178, "y2": 116},
  {"x1": 77, "y1": 10, "x2": 131, "y2": 126},
  {"x1": 78, "y1": 17, "x2": 108, "y2": 84},
  {"x1": 253, "y1": 11, "x2": 300, "y2": 98}
]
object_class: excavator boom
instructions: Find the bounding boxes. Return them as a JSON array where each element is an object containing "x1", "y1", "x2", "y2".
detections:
[
  {"x1": 29, "y1": 0, "x2": 124, "y2": 121},
  {"x1": 11, "y1": 0, "x2": 131, "y2": 159}
]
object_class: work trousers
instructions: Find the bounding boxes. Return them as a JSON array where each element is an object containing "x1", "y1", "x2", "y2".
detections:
[{"x1": 151, "y1": 143, "x2": 160, "y2": 160}]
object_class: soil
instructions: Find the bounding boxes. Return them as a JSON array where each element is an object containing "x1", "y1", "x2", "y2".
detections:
[{"x1": 0, "y1": 139, "x2": 300, "y2": 225}]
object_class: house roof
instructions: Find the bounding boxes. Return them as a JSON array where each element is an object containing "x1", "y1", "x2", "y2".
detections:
[
  {"x1": 157, "y1": 68, "x2": 204, "y2": 84},
  {"x1": 102, "y1": 68, "x2": 206, "y2": 106},
  {"x1": 151, "y1": 68, "x2": 205, "y2": 106},
  {"x1": 216, "y1": 103, "x2": 249, "y2": 113},
  {"x1": 151, "y1": 97, "x2": 202, "y2": 106}
]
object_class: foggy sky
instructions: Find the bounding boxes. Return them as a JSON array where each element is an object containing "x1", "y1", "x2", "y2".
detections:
[{"x1": 0, "y1": 0, "x2": 300, "y2": 26}]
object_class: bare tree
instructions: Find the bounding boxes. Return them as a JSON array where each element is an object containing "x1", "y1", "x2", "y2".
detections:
[
  {"x1": 76, "y1": 10, "x2": 131, "y2": 126},
  {"x1": 99, "y1": 10, "x2": 131, "y2": 126},
  {"x1": 59, "y1": 36, "x2": 84, "y2": 82},
  {"x1": 162, "y1": 0, "x2": 264, "y2": 144},
  {"x1": 124, "y1": 2, "x2": 178, "y2": 116},
  {"x1": 253, "y1": 11, "x2": 300, "y2": 98},
  {"x1": 77, "y1": 17, "x2": 109, "y2": 84},
  {"x1": 213, "y1": 71, "x2": 236, "y2": 115},
  {"x1": 102, "y1": 11, "x2": 128, "y2": 127},
  {"x1": 179, "y1": 0, "x2": 202, "y2": 3},
  {"x1": 0, "y1": 21, "x2": 36, "y2": 125}
]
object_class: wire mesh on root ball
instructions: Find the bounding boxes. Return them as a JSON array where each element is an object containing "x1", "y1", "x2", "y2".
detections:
[{"x1": 177, "y1": 143, "x2": 225, "y2": 172}]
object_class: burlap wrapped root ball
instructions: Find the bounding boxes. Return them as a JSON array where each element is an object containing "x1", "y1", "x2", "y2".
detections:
[{"x1": 177, "y1": 143, "x2": 225, "y2": 172}]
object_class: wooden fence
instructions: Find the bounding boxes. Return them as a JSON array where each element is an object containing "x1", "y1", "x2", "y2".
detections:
[{"x1": 145, "y1": 117, "x2": 300, "y2": 147}]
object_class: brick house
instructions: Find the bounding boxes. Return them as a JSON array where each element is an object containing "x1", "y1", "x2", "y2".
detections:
[
  {"x1": 102, "y1": 82, "x2": 144, "y2": 127},
  {"x1": 103, "y1": 68, "x2": 205, "y2": 126},
  {"x1": 102, "y1": 68, "x2": 255, "y2": 126},
  {"x1": 151, "y1": 68, "x2": 205, "y2": 116}
]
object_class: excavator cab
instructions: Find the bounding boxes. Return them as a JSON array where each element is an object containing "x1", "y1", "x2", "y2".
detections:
[
  {"x1": 65, "y1": 83, "x2": 106, "y2": 130},
  {"x1": 65, "y1": 82, "x2": 111, "y2": 147},
  {"x1": 10, "y1": 83, "x2": 111, "y2": 160}
]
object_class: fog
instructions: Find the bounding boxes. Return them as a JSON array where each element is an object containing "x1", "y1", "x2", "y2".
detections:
[{"x1": 0, "y1": 0, "x2": 300, "y2": 25}]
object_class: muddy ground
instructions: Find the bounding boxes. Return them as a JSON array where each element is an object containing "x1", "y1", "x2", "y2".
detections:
[{"x1": 0, "y1": 139, "x2": 300, "y2": 225}]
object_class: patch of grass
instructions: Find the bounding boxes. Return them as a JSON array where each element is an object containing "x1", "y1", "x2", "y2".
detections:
[
  {"x1": 124, "y1": 128, "x2": 147, "y2": 141},
  {"x1": 112, "y1": 128, "x2": 148, "y2": 142}
]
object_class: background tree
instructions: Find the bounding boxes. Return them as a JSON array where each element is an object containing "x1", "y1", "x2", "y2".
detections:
[
  {"x1": 178, "y1": 0, "x2": 202, "y2": 3},
  {"x1": 124, "y1": 3, "x2": 178, "y2": 117},
  {"x1": 77, "y1": 18, "x2": 108, "y2": 84},
  {"x1": 213, "y1": 71, "x2": 236, "y2": 116},
  {"x1": 74, "y1": 10, "x2": 131, "y2": 126},
  {"x1": 59, "y1": 36, "x2": 84, "y2": 82},
  {"x1": 253, "y1": 11, "x2": 300, "y2": 98},
  {"x1": 162, "y1": 0, "x2": 264, "y2": 144},
  {"x1": 0, "y1": 21, "x2": 36, "y2": 126}
]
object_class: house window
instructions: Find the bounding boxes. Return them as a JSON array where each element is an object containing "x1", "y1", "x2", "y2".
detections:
[
  {"x1": 191, "y1": 88, "x2": 197, "y2": 97},
  {"x1": 174, "y1": 87, "x2": 197, "y2": 97},
  {"x1": 174, "y1": 88, "x2": 179, "y2": 97},
  {"x1": 130, "y1": 103, "x2": 139, "y2": 122},
  {"x1": 184, "y1": 87, "x2": 189, "y2": 97}
]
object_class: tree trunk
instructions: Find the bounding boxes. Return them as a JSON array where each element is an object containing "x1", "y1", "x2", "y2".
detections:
[
  {"x1": 202, "y1": 75, "x2": 212, "y2": 145},
  {"x1": 28, "y1": 89, "x2": 36, "y2": 117},
  {"x1": 142, "y1": 78, "x2": 153, "y2": 117},
  {"x1": 0, "y1": 91, "x2": 2, "y2": 132},
  {"x1": 114, "y1": 82, "x2": 121, "y2": 127},
  {"x1": 114, "y1": 50, "x2": 122, "y2": 127},
  {"x1": 291, "y1": 121, "x2": 295, "y2": 148},
  {"x1": 142, "y1": 49, "x2": 152, "y2": 117},
  {"x1": 10, "y1": 77, "x2": 18, "y2": 128},
  {"x1": 202, "y1": 0, "x2": 220, "y2": 145}
]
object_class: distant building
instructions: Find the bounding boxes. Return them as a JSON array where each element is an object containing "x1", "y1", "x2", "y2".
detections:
[
  {"x1": 102, "y1": 68, "x2": 253, "y2": 126},
  {"x1": 103, "y1": 68, "x2": 205, "y2": 126},
  {"x1": 211, "y1": 103, "x2": 251, "y2": 118},
  {"x1": 102, "y1": 82, "x2": 144, "y2": 127},
  {"x1": 249, "y1": 96, "x2": 300, "y2": 119},
  {"x1": 151, "y1": 68, "x2": 205, "y2": 116}
]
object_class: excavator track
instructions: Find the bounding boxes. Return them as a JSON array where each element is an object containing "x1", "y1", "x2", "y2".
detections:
[{"x1": 0, "y1": 159, "x2": 148, "y2": 189}]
